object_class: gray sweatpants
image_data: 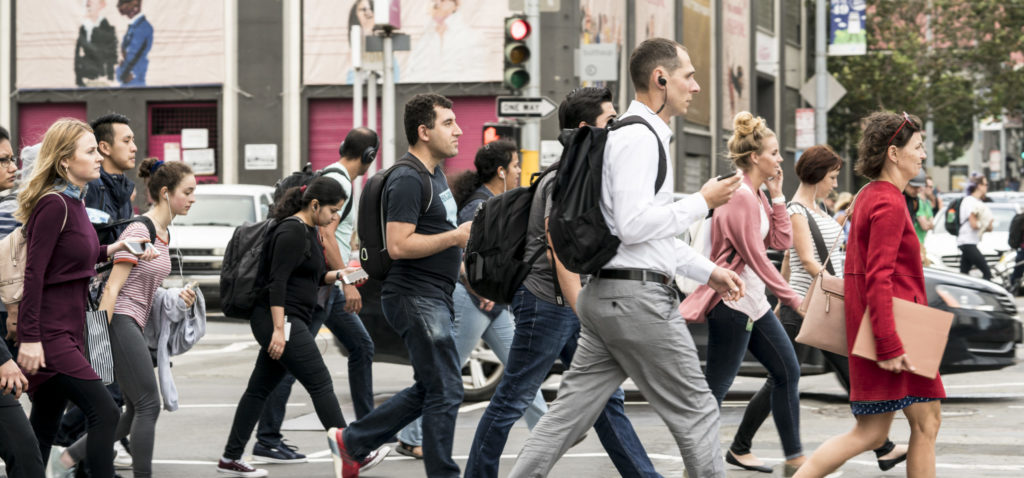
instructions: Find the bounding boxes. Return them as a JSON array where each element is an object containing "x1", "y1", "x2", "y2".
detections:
[
  {"x1": 68, "y1": 313, "x2": 160, "y2": 478},
  {"x1": 508, "y1": 277, "x2": 724, "y2": 478}
]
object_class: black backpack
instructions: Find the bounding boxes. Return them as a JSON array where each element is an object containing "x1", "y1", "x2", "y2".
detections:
[
  {"x1": 548, "y1": 116, "x2": 666, "y2": 275},
  {"x1": 275, "y1": 163, "x2": 354, "y2": 224},
  {"x1": 464, "y1": 166, "x2": 558, "y2": 304},
  {"x1": 357, "y1": 156, "x2": 433, "y2": 280},
  {"x1": 943, "y1": 197, "x2": 963, "y2": 235},
  {"x1": 1009, "y1": 212, "x2": 1024, "y2": 249},
  {"x1": 219, "y1": 217, "x2": 308, "y2": 319}
]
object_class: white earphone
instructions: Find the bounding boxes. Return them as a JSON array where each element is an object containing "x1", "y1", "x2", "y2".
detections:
[{"x1": 499, "y1": 171, "x2": 506, "y2": 179}]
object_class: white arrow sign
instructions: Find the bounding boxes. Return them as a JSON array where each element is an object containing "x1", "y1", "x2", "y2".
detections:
[{"x1": 497, "y1": 96, "x2": 558, "y2": 119}]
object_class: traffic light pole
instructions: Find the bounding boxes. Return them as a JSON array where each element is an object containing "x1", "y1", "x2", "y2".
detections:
[{"x1": 521, "y1": 0, "x2": 541, "y2": 185}]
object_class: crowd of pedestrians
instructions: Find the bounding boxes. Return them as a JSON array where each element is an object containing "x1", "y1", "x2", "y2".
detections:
[{"x1": 0, "y1": 36, "x2": 948, "y2": 478}]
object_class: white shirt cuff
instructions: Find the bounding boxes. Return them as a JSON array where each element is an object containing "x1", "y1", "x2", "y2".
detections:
[{"x1": 772, "y1": 196, "x2": 787, "y2": 205}]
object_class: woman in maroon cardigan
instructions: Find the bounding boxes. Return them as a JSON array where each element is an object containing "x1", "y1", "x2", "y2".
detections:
[
  {"x1": 796, "y1": 112, "x2": 942, "y2": 477},
  {"x1": 14, "y1": 118, "x2": 151, "y2": 478}
]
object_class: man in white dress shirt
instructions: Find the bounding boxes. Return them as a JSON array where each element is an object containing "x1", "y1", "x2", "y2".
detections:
[{"x1": 508, "y1": 38, "x2": 744, "y2": 478}]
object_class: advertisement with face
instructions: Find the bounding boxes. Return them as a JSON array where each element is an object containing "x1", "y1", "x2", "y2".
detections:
[{"x1": 16, "y1": 0, "x2": 224, "y2": 89}]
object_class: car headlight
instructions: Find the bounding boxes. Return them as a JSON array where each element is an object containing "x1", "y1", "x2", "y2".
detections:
[{"x1": 935, "y1": 284, "x2": 1000, "y2": 311}]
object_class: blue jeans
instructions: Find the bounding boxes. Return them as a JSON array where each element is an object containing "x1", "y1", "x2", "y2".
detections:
[
  {"x1": 397, "y1": 284, "x2": 547, "y2": 446},
  {"x1": 705, "y1": 301, "x2": 803, "y2": 459},
  {"x1": 342, "y1": 293, "x2": 463, "y2": 478},
  {"x1": 322, "y1": 286, "x2": 376, "y2": 420},
  {"x1": 465, "y1": 286, "x2": 659, "y2": 478},
  {"x1": 255, "y1": 301, "x2": 329, "y2": 447}
]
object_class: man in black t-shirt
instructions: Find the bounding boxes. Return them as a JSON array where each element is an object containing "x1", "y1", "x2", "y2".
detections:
[{"x1": 329, "y1": 94, "x2": 471, "y2": 478}]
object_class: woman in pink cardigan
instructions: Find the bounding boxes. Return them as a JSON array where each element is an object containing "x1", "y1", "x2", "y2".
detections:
[{"x1": 680, "y1": 112, "x2": 805, "y2": 474}]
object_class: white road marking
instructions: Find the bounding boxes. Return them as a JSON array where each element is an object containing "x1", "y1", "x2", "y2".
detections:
[
  {"x1": 458, "y1": 401, "x2": 491, "y2": 413},
  {"x1": 176, "y1": 403, "x2": 305, "y2": 409},
  {"x1": 184, "y1": 341, "x2": 256, "y2": 355}
]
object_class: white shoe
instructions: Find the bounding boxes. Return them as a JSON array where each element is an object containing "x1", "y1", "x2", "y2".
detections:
[
  {"x1": 46, "y1": 447, "x2": 75, "y2": 478},
  {"x1": 113, "y1": 441, "x2": 133, "y2": 469}
]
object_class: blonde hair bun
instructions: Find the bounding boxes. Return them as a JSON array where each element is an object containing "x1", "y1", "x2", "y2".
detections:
[{"x1": 733, "y1": 111, "x2": 764, "y2": 137}]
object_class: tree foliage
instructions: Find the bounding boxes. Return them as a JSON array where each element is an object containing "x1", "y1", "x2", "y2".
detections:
[{"x1": 827, "y1": 0, "x2": 1024, "y2": 167}]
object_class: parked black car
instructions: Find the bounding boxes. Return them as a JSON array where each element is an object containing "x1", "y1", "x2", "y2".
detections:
[{"x1": 345, "y1": 257, "x2": 1021, "y2": 400}]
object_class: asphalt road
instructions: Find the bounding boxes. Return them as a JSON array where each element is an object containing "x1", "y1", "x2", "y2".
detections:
[{"x1": 9, "y1": 311, "x2": 1024, "y2": 478}]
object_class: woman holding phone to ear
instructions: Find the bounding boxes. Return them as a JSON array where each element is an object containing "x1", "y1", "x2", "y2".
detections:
[
  {"x1": 56, "y1": 157, "x2": 197, "y2": 478},
  {"x1": 14, "y1": 119, "x2": 154, "y2": 478}
]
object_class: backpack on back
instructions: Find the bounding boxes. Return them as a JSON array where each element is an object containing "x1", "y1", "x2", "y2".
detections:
[
  {"x1": 548, "y1": 116, "x2": 666, "y2": 275},
  {"x1": 0, "y1": 193, "x2": 67, "y2": 304},
  {"x1": 276, "y1": 163, "x2": 355, "y2": 224},
  {"x1": 943, "y1": 197, "x2": 963, "y2": 235},
  {"x1": 464, "y1": 166, "x2": 557, "y2": 304},
  {"x1": 357, "y1": 157, "x2": 433, "y2": 280},
  {"x1": 219, "y1": 217, "x2": 309, "y2": 319},
  {"x1": 1009, "y1": 211, "x2": 1024, "y2": 250}
]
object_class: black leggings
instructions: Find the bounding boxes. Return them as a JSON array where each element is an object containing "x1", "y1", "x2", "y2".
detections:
[
  {"x1": 222, "y1": 306, "x2": 347, "y2": 460},
  {"x1": 958, "y1": 244, "x2": 992, "y2": 280},
  {"x1": 730, "y1": 305, "x2": 895, "y2": 457},
  {"x1": 30, "y1": 374, "x2": 120, "y2": 478}
]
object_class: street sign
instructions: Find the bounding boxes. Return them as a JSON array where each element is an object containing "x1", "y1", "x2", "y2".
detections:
[
  {"x1": 508, "y1": 0, "x2": 560, "y2": 12},
  {"x1": 796, "y1": 108, "x2": 815, "y2": 149},
  {"x1": 800, "y1": 73, "x2": 847, "y2": 111},
  {"x1": 577, "y1": 43, "x2": 618, "y2": 82},
  {"x1": 496, "y1": 96, "x2": 557, "y2": 118}
]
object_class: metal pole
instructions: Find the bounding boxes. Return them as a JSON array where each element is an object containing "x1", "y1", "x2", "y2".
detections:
[
  {"x1": 520, "y1": 0, "x2": 541, "y2": 186},
  {"x1": 381, "y1": 31, "x2": 396, "y2": 169},
  {"x1": 351, "y1": 26, "x2": 364, "y2": 129},
  {"x1": 221, "y1": 0, "x2": 238, "y2": 183},
  {"x1": 814, "y1": 0, "x2": 827, "y2": 144},
  {"x1": 0, "y1": 0, "x2": 11, "y2": 132},
  {"x1": 925, "y1": 0, "x2": 935, "y2": 169},
  {"x1": 367, "y1": 71, "x2": 377, "y2": 132}
]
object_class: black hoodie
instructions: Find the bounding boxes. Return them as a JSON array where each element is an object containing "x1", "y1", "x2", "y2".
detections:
[{"x1": 85, "y1": 168, "x2": 136, "y2": 244}]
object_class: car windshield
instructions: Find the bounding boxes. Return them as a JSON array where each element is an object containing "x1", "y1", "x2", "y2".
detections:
[
  {"x1": 991, "y1": 207, "x2": 1018, "y2": 233},
  {"x1": 172, "y1": 195, "x2": 255, "y2": 227}
]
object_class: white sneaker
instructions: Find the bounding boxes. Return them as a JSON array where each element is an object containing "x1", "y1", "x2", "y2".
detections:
[
  {"x1": 46, "y1": 447, "x2": 75, "y2": 478},
  {"x1": 113, "y1": 441, "x2": 133, "y2": 469}
]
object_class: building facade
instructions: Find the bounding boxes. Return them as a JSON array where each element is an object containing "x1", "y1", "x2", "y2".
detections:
[{"x1": 0, "y1": 0, "x2": 817, "y2": 200}]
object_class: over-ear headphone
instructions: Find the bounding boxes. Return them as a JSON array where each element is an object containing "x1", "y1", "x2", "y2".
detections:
[
  {"x1": 360, "y1": 136, "x2": 379, "y2": 165},
  {"x1": 657, "y1": 76, "x2": 667, "y2": 86}
]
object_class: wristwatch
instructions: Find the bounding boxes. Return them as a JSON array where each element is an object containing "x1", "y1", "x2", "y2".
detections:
[{"x1": 335, "y1": 271, "x2": 342, "y2": 282}]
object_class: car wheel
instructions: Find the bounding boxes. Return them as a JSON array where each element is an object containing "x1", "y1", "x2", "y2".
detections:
[{"x1": 462, "y1": 340, "x2": 504, "y2": 401}]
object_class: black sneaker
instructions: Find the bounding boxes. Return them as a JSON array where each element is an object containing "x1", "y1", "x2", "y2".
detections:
[{"x1": 253, "y1": 441, "x2": 308, "y2": 464}]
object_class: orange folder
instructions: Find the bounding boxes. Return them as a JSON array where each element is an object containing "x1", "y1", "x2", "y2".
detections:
[{"x1": 852, "y1": 298, "x2": 954, "y2": 380}]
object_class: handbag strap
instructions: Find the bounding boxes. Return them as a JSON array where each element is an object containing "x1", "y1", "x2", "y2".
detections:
[
  {"x1": 820, "y1": 183, "x2": 870, "y2": 270},
  {"x1": 790, "y1": 201, "x2": 835, "y2": 275}
]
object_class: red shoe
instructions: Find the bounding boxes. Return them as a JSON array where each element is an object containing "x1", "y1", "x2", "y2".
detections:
[
  {"x1": 216, "y1": 458, "x2": 268, "y2": 477},
  {"x1": 327, "y1": 427, "x2": 360, "y2": 478}
]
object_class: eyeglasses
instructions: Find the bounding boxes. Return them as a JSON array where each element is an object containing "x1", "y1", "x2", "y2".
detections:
[
  {"x1": 0, "y1": 156, "x2": 18, "y2": 169},
  {"x1": 885, "y1": 111, "x2": 912, "y2": 149}
]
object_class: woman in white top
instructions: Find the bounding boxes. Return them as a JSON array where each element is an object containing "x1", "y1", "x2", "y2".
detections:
[
  {"x1": 728, "y1": 144, "x2": 909, "y2": 473},
  {"x1": 957, "y1": 174, "x2": 993, "y2": 280}
]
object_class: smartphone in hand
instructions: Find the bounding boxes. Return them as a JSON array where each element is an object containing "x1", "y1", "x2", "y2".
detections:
[
  {"x1": 343, "y1": 269, "x2": 369, "y2": 285},
  {"x1": 717, "y1": 170, "x2": 738, "y2": 181},
  {"x1": 124, "y1": 241, "x2": 153, "y2": 256}
]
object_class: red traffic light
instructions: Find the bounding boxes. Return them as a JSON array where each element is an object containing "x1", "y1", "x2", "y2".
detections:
[
  {"x1": 507, "y1": 18, "x2": 530, "y2": 41},
  {"x1": 483, "y1": 126, "x2": 499, "y2": 144}
]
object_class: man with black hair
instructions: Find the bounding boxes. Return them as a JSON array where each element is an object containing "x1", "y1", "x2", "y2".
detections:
[
  {"x1": 85, "y1": 113, "x2": 138, "y2": 245},
  {"x1": 328, "y1": 94, "x2": 471, "y2": 478},
  {"x1": 509, "y1": 38, "x2": 743, "y2": 478},
  {"x1": 251, "y1": 127, "x2": 381, "y2": 464},
  {"x1": 0, "y1": 125, "x2": 45, "y2": 478},
  {"x1": 464, "y1": 87, "x2": 659, "y2": 478}
]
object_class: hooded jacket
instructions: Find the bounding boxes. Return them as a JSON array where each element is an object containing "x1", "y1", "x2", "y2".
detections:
[{"x1": 85, "y1": 168, "x2": 135, "y2": 244}]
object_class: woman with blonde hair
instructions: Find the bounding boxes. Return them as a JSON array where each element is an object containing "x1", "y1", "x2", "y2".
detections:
[
  {"x1": 795, "y1": 112, "x2": 942, "y2": 477},
  {"x1": 15, "y1": 118, "x2": 152, "y2": 478},
  {"x1": 680, "y1": 111, "x2": 805, "y2": 474}
]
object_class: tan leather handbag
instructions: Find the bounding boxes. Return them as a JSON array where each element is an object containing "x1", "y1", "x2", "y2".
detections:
[{"x1": 795, "y1": 192, "x2": 860, "y2": 357}]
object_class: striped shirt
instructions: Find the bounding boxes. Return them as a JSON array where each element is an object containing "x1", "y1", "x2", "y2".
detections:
[
  {"x1": 788, "y1": 202, "x2": 845, "y2": 296},
  {"x1": 112, "y1": 221, "x2": 172, "y2": 328}
]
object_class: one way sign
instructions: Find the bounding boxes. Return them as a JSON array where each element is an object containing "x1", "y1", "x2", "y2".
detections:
[{"x1": 496, "y1": 96, "x2": 558, "y2": 119}]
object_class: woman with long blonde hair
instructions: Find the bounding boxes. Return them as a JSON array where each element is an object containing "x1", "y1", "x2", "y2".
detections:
[{"x1": 15, "y1": 118, "x2": 152, "y2": 478}]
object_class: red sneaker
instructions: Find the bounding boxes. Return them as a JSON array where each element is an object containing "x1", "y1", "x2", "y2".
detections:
[
  {"x1": 327, "y1": 427, "x2": 360, "y2": 478},
  {"x1": 216, "y1": 458, "x2": 268, "y2": 477}
]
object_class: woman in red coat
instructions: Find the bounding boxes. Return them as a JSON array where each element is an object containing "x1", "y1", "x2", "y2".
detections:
[{"x1": 796, "y1": 112, "x2": 943, "y2": 477}]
